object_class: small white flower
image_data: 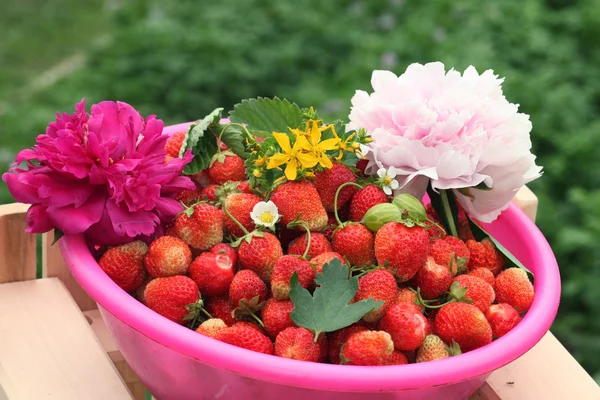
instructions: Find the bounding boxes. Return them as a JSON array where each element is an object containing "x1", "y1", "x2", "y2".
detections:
[
  {"x1": 250, "y1": 201, "x2": 280, "y2": 228},
  {"x1": 377, "y1": 167, "x2": 399, "y2": 195}
]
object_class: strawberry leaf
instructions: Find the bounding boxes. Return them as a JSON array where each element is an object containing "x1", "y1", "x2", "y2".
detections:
[
  {"x1": 229, "y1": 97, "x2": 303, "y2": 133},
  {"x1": 181, "y1": 108, "x2": 222, "y2": 174},
  {"x1": 289, "y1": 258, "x2": 384, "y2": 340},
  {"x1": 209, "y1": 123, "x2": 251, "y2": 159}
]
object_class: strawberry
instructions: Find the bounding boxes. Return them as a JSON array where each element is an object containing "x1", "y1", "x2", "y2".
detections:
[
  {"x1": 386, "y1": 351, "x2": 409, "y2": 365},
  {"x1": 209, "y1": 243, "x2": 237, "y2": 267},
  {"x1": 175, "y1": 188, "x2": 204, "y2": 207},
  {"x1": 288, "y1": 232, "x2": 332, "y2": 259},
  {"x1": 173, "y1": 203, "x2": 224, "y2": 251},
  {"x1": 494, "y1": 268, "x2": 534, "y2": 313},
  {"x1": 451, "y1": 275, "x2": 495, "y2": 312},
  {"x1": 135, "y1": 278, "x2": 151, "y2": 305},
  {"x1": 205, "y1": 295, "x2": 235, "y2": 326},
  {"x1": 165, "y1": 131, "x2": 186, "y2": 157},
  {"x1": 322, "y1": 214, "x2": 338, "y2": 242},
  {"x1": 486, "y1": 303, "x2": 521, "y2": 338},
  {"x1": 99, "y1": 240, "x2": 147, "y2": 292},
  {"x1": 465, "y1": 239, "x2": 504, "y2": 275},
  {"x1": 261, "y1": 298, "x2": 296, "y2": 339},
  {"x1": 416, "y1": 334, "x2": 459, "y2": 363},
  {"x1": 332, "y1": 223, "x2": 375, "y2": 267},
  {"x1": 469, "y1": 268, "x2": 495, "y2": 287},
  {"x1": 144, "y1": 236, "x2": 192, "y2": 278},
  {"x1": 434, "y1": 302, "x2": 492, "y2": 352},
  {"x1": 310, "y1": 252, "x2": 345, "y2": 275},
  {"x1": 276, "y1": 227, "x2": 303, "y2": 249},
  {"x1": 444, "y1": 236, "x2": 470, "y2": 265},
  {"x1": 201, "y1": 184, "x2": 220, "y2": 202},
  {"x1": 355, "y1": 270, "x2": 397, "y2": 322},
  {"x1": 229, "y1": 269, "x2": 267, "y2": 309},
  {"x1": 275, "y1": 327, "x2": 327, "y2": 362},
  {"x1": 270, "y1": 255, "x2": 315, "y2": 300},
  {"x1": 188, "y1": 252, "x2": 234, "y2": 297},
  {"x1": 378, "y1": 303, "x2": 429, "y2": 351},
  {"x1": 340, "y1": 330, "x2": 394, "y2": 366},
  {"x1": 375, "y1": 222, "x2": 429, "y2": 282},
  {"x1": 328, "y1": 325, "x2": 368, "y2": 364},
  {"x1": 270, "y1": 180, "x2": 328, "y2": 231},
  {"x1": 218, "y1": 322, "x2": 274, "y2": 355},
  {"x1": 196, "y1": 318, "x2": 228, "y2": 339},
  {"x1": 314, "y1": 163, "x2": 358, "y2": 212},
  {"x1": 144, "y1": 276, "x2": 199, "y2": 324},
  {"x1": 208, "y1": 153, "x2": 246, "y2": 184},
  {"x1": 237, "y1": 181, "x2": 252, "y2": 194},
  {"x1": 349, "y1": 185, "x2": 388, "y2": 222},
  {"x1": 429, "y1": 237, "x2": 469, "y2": 275},
  {"x1": 395, "y1": 287, "x2": 424, "y2": 312},
  {"x1": 414, "y1": 256, "x2": 453, "y2": 300},
  {"x1": 238, "y1": 232, "x2": 283, "y2": 281},
  {"x1": 222, "y1": 192, "x2": 262, "y2": 238}
]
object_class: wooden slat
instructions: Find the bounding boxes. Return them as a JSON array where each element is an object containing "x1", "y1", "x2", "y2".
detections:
[
  {"x1": 512, "y1": 186, "x2": 538, "y2": 222},
  {"x1": 0, "y1": 278, "x2": 132, "y2": 399},
  {"x1": 42, "y1": 232, "x2": 97, "y2": 311},
  {"x1": 0, "y1": 203, "x2": 36, "y2": 283}
]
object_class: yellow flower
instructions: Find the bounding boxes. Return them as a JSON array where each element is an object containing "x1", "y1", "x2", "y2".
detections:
[
  {"x1": 333, "y1": 130, "x2": 358, "y2": 160},
  {"x1": 267, "y1": 132, "x2": 314, "y2": 180},
  {"x1": 297, "y1": 120, "x2": 340, "y2": 169},
  {"x1": 254, "y1": 155, "x2": 267, "y2": 167},
  {"x1": 253, "y1": 169, "x2": 263, "y2": 178}
]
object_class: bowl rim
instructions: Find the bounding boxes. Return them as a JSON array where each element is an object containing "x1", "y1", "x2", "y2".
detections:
[{"x1": 59, "y1": 122, "x2": 561, "y2": 392}]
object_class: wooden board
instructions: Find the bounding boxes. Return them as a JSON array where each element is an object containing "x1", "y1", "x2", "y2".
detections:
[
  {"x1": 0, "y1": 278, "x2": 132, "y2": 399},
  {"x1": 0, "y1": 203, "x2": 36, "y2": 283}
]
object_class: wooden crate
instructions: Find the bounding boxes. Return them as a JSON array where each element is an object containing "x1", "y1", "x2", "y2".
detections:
[{"x1": 0, "y1": 187, "x2": 598, "y2": 400}]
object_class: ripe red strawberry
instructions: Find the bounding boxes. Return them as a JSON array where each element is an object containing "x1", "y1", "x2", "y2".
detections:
[
  {"x1": 314, "y1": 163, "x2": 358, "y2": 212},
  {"x1": 175, "y1": 188, "x2": 204, "y2": 207},
  {"x1": 144, "y1": 236, "x2": 192, "y2": 278},
  {"x1": 332, "y1": 223, "x2": 375, "y2": 267},
  {"x1": 375, "y1": 222, "x2": 429, "y2": 282},
  {"x1": 458, "y1": 219, "x2": 475, "y2": 242},
  {"x1": 386, "y1": 351, "x2": 409, "y2": 365},
  {"x1": 494, "y1": 268, "x2": 534, "y2": 313},
  {"x1": 429, "y1": 237, "x2": 470, "y2": 275},
  {"x1": 275, "y1": 327, "x2": 327, "y2": 362},
  {"x1": 270, "y1": 255, "x2": 315, "y2": 300},
  {"x1": 415, "y1": 334, "x2": 454, "y2": 363},
  {"x1": 435, "y1": 302, "x2": 492, "y2": 352},
  {"x1": 452, "y1": 275, "x2": 495, "y2": 312},
  {"x1": 135, "y1": 278, "x2": 151, "y2": 305},
  {"x1": 229, "y1": 269, "x2": 267, "y2": 308},
  {"x1": 349, "y1": 185, "x2": 388, "y2": 222},
  {"x1": 144, "y1": 276, "x2": 199, "y2": 324},
  {"x1": 238, "y1": 232, "x2": 283, "y2": 281},
  {"x1": 414, "y1": 257, "x2": 453, "y2": 300},
  {"x1": 355, "y1": 270, "x2": 397, "y2": 322},
  {"x1": 173, "y1": 203, "x2": 223, "y2": 251},
  {"x1": 99, "y1": 240, "x2": 147, "y2": 292},
  {"x1": 310, "y1": 252, "x2": 345, "y2": 275},
  {"x1": 188, "y1": 252, "x2": 234, "y2": 297},
  {"x1": 288, "y1": 232, "x2": 332, "y2": 259},
  {"x1": 328, "y1": 325, "x2": 368, "y2": 364},
  {"x1": 218, "y1": 322, "x2": 274, "y2": 355},
  {"x1": 270, "y1": 180, "x2": 328, "y2": 231},
  {"x1": 237, "y1": 181, "x2": 252, "y2": 194},
  {"x1": 486, "y1": 303, "x2": 521, "y2": 338},
  {"x1": 395, "y1": 287, "x2": 424, "y2": 312},
  {"x1": 378, "y1": 303, "x2": 429, "y2": 351},
  {"x1": 206, "y1": 295, "x2": 235, "y2": 326},
  {"x1": 465, "y1": 239, "x2": 504, "y2": 275},
  {"x1": 208, "y1": 154, "x2": 246, "y2": 184},
  {"x1": 469, "y1": 268, "x2": 495, "y2": 287},
  {"x1": 355, "y1": 159, "x2": 369, "y2": 176},
  {"x1": 322, "y1": 214, "x2": 338, "y2": 242},
  {"x1": 261, "y1": 298, "x2": 296, "y2": 339},
  {"x1": 223, "y1": 193, "x2": 262, "y2": 238},
  {"x1": 340, "y1": 330, "x2": 394, "y2": 366},
  {"x1": 201, "y1": 184, "x2": 220, "y2": 202},
  {"x1": 196, "y1": 318, "x2": 228, "y2": 339},
  {"x1": 209, "y1": 243, "x2": 237, "y2": 266},
  {"x1": 424, "y1": 204, "x2": 445, "y2": 238},
  {"x1": 165, "y1": 131, "x2": 186, "y2": 157}
]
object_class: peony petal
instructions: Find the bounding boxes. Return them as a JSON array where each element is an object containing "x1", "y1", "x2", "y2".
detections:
[
  {"x1": 46, "y1": 190, "x2": 106, "y2": 234},
  {"x1": 25, "y1": 204, "x2": 54, "y2": 234}
]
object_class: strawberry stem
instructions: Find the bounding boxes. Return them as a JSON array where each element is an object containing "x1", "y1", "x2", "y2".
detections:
[
  {"x1": 287, "y1": 219, "x2": 312, "y2": 259},
  {"x1": 440, "y1": 190, "x2": 459, "y2": 237},
  {"x1": 333, "y1": 182, "x2": 363, "y2": 227},
  {"x1": 222, "y1": 202, "x2": 250, "y2": 237}
]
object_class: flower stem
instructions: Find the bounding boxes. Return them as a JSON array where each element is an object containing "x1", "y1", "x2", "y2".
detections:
[
  {"x1": 288, "y1": 220, "x2": 312, "y2": 259},
  {"x1": 222, "y1": 203, "x2": 250, "y2": 237},
  {"x1": 333, "y1": 182, "x2": 363, "y2": 226},
  {"x1": 440, "y1": 189, "x2": 459, "y2": 237}
]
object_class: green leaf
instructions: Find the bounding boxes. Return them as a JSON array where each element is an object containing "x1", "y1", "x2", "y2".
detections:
[
  {"x1": 51, "y1": 228, "x2": 64, "y2": 246},
  {"x1": 427, "y1": 185, "x2": 460, "y2": 237},
  {"x1": 362, "y1": 203, "x2": 403, "y2": 232},
  {"x1": 229, "y1": 97, "x2": 303, "y2": 134},
  {"x1": 465, "y1": 214, "x2": 534, "y2": 277},
  {"x1": 180, "y1": 108, "x2": 222, "y2": 158},
  {"x1": 210, "y1": 123, "x2": 251, "y2": 159},
  {"x1": 181, "y1": 108, "x2": 221, "y2": 175},
  {"x1": 289, "y1": 258, "x2": 384, "y2": 340}
]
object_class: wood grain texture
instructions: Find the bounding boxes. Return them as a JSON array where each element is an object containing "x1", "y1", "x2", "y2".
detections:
[
  {"x1": 0, "y1": 203, "x2": 36, "y2": 283},
  {"x1": 0, "y1": 278, "x2": 132, "y2": 399}
]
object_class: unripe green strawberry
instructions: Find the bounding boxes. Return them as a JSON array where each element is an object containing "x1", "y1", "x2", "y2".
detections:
[
  {"x1": 314, "y1": 163, "x2": 358, "y2": 212},
  {"x1": 144, "y1": 236, "x2": 192, "y2": 278},
  {"x1": 494, "y1": 268, "x2": 534, "y2": 313},
  {"x1": 238, "y1": 232, "x2": 283, "y2": 281},
  {"x1": 270, "y1": 180, "x2": 328, "y2": 231},
  {"x1": 270, "y1": 255, "x2": 315, "y2": 300},
  {"x1": 375, "y1": 222, "x2": 429, "y2": 282},
  {"x1": 99, "y1": 240, "x2": 147, "y2": 292},
  {"x1": 144, "y1": 276, "x2": 199, "y2": 324},
  {"x1": 173, "y1": 203, "x2": 223, "y2": 251},
  {"x1": 332, "y1": 223, "x2": 375, "y2": 267}
]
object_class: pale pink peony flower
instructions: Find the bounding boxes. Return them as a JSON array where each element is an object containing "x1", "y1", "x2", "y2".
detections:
[
  {"x1": 349, "y1": 62, "x2": 542, "y2": 222},
  {"x1": 2, "y1": 100, "x2": 195, "y2": 245}
]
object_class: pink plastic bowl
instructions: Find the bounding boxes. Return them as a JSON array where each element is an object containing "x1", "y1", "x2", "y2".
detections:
[{"x1": 60, "y1": 122, "x2": 561, "y2": 400}]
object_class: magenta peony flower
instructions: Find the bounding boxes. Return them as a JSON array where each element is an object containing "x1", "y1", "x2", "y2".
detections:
[
  {"x1": 2, "y1": 100, "x2": 195, "y2": 245},
  {"x1": 349, "y1": 63, "x2": 543, "y2": 222}
]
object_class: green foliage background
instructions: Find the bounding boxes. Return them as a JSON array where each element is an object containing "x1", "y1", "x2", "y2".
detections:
[{"x1": 2, "y1": 0, "x2": 600, "y2": 381}]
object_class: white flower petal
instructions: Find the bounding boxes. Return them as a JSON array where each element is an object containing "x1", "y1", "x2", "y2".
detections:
[
  {"x1": 391, "y1": 180, "x2": 399, "y2": 190},
  {"x1": 387, "y1": 166, "x2": 398, "y2": 178},
  {"x1": 383, "y1": 186, "x2": 392, "y2": 195},
  {"x1": 377, "y1": 168, "x2": 387, "y2": 178}
]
